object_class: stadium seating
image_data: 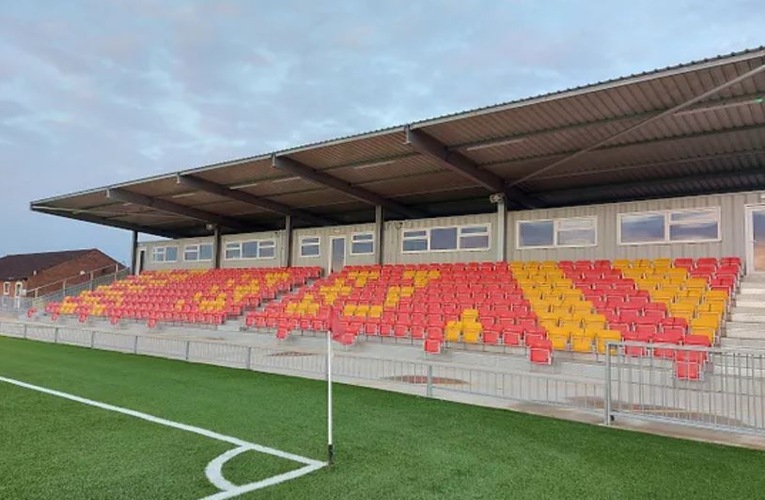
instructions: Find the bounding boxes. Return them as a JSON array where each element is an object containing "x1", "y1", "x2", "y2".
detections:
[
  {"x1": 45, "y1": 267, "x2": 321, "y2": 326},
  {"x1": 247, "y1": 257, "x2": 739, "y2": 373}
]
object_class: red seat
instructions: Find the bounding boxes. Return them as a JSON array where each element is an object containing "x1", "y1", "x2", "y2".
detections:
[
  {"x1": 483, "y1": 330, "x2": 499, "y2": 345},
  {"x1": 424, "y1": 339, "x2": 441, "y2": 354},
  {"x1": 675, "y1": 359, "x2": 704, "y2": 380},
  {"x1": 528, "y1": 339, "x2": 553, "y2": 365}
]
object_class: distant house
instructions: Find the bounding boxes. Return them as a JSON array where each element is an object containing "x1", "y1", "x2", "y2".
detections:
[{"x1": 0, "y1": 249, "x2": 124, "y2": 299}]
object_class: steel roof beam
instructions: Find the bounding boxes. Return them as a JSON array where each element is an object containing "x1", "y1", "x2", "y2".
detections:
[
  {"x1": 106, "y1": 188, "x2": 252, "y2": 232},
  {"x1": 272, "y1": 156, "x2": 425, "y2": 219},
  {"x1": 452, "y1": 92, "x2": 765, "y2": 152},
  {"x1": 507, "y1": 62, "x2": 765, "y2": 187},
  {"x1": 31, "y1": 206, "x2": 190, "y2": 239},
  {"x1": 492, "y1": 123, "x2": 765, "y2": 177},
  {"x1": 176, "y1": 174, "x2": 335, "y2": 227},
  {"x1": 543, "y1": 167, "x2": 765, "y2": 204},
  {"x1": 405, "y1": 127, "x2": 539, "y2": 209}
]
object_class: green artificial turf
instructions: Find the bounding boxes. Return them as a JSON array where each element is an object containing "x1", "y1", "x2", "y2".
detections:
[{"x1": 1, "y1": 336, "x2": 764, "y2": 499}]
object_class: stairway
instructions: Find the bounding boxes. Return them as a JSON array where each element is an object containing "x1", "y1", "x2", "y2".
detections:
[{"x1": 722, "y1": 274, "x2": 765, "y2": 349}]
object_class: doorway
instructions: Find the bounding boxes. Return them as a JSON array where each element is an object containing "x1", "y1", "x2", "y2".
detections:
[
  {"x1": 746, "y1": 205, "x2": 765, "y2": 273},
  {"x1": 136, "y1": 249, "x2": 146, "y2": 275},
  {"x1": 330, "y1": 237, "x2": 346, "y2": 273}
]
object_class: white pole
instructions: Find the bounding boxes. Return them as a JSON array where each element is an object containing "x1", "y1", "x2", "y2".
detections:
[{"x1": 327, "y1": 328, "x2": 334, "y2": 465}]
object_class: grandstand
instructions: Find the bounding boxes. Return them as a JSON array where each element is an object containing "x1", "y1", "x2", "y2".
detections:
[{"x1": 17, "y1": 47, "x2": 765, "y2": 437}]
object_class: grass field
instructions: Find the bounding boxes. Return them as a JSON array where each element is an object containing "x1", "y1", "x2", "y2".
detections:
[{"x1": 2, "y1": 336, "x2": 765, "y2": 499}]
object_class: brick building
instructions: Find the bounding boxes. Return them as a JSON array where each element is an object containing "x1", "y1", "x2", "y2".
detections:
[{"x1": 0, "y1": 249, "x2": 124, "y2": 299}]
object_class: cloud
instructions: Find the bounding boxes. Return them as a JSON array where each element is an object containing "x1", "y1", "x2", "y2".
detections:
[{"x1": 0, "y1": 0, "x2": 763, "y2": 263}]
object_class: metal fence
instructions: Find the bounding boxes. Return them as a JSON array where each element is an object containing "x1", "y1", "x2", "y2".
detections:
[
  {"x1": 605, "y1": 341, "x2": 765, "y2": 435},
  {"x1": 0, "y1": 269, "x2": 130, "y2": 316},
  {"x1": 0, "y1": 321, "x2": 603, "y2": 412},
  {"x1": 4, "y1": 320, "x2": 765, "y2": 436},
  {"x1": 0, "y1": 296, "x2": 34, "y2": 314}
]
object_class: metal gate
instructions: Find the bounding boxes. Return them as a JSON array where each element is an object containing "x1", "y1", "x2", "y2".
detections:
[{"x1": 605, "y1": 341, "x2": 765, "y2": 434}]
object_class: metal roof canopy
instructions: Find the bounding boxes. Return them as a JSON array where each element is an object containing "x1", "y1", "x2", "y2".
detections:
[{"x1": 31, "y1": 47, "x2": 765, "y2": 238}]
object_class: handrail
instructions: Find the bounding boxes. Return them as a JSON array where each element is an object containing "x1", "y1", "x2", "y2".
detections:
[{"x1": 26, "y1": 263, "x2": 126, "y2": 298}]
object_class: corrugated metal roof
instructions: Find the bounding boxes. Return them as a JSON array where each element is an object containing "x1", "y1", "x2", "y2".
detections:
[{"x1": 30, "y1": 47, "x2": 765, "y2": 237}]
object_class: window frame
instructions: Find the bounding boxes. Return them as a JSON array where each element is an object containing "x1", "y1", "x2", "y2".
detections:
[
  {"x1": 400, "y1": 224, "x2": 492, "y2": 254},
  {"x1": 617, "y1": 207, "x2": 721, "y2": 246},
  {"x1": 223, "y1": 239, "x2": 277, "y2": 260},
  {"x1": 350, "y1": 232, "x2": 375, "y2": 256},
  {"x1": 151, "y1": 245, "x2": 179, "y2": 263},
  {"x1": 516, "y1": 216, "x2": 598, "y2": 250},
  {"x1": 3, "y1": 282, "x2": 9, "y2": 295},
  {"x1": 183, "y1": 243, "x2": 214, "y2": 262},
  {"x1": 299, "y1": 236, "x2": 321, "y2": 258}
]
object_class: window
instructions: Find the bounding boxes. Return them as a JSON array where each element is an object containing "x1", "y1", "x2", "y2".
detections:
[
  {"x1": 402, "y1": 230, "x2": 428, "y2": 252},
  {"x1": 619, "y1": 208, "x2": 720, "y2": 245},
  {"x1": 151, "y1": 246, "x2": 178, "y2": 263},
  {"x1": 517, "y1": 217, "x2": 596, "y2": 249},
  {"x1": 184, "y1": 243, "x2": 213, "y2": 261},
  {"x1": 401, "y1": 225, "x2": 491, "y2": 253},
  {"x1": 300, "y1": 236, "x2": 321, "y2": 257},
  {"x1": 351, "y1": 233, "x2": 374, "y2": 255},
  {"x1": 224, "y1": 240, "x2": 276, "y2": 260},
  {"x1": 460, "y1": 225, "x2": 491, "y2": 250},
  {"x1": 15, "y1": 282, "x2": 23, "y2": 297},
  {"x1": 3, "y1": 282, "x2": 9, "y2": 295}
]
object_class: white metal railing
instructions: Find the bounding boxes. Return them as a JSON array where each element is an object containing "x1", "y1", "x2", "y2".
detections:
[
  {"x1": 5, "y1": 321, "x2": 764, "y2": 436},
  {"x1": 0, "y1": 321, "x2": 603, "y2": 412},
  {"x1": 604, "y1": 341, "x2": 765, "y2": 435},
  {"x1": 27, "y1": 264, "x2": 128, "y2": 299}
]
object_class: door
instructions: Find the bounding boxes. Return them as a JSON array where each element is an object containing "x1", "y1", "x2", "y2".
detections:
[
  {"x1": 330, "y1": 237, "x2": 346, "y2": 273},
  {"x1": 746, "y1": 206, "x2": 765, "y2": 273},
  {"x1": 136, "y1": 249, "x2": 146, "y2": 275}
]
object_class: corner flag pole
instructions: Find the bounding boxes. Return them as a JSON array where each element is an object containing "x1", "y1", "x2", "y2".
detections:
[{"x1": 327, "y1": 317, "x2": 334, "y2": 465}]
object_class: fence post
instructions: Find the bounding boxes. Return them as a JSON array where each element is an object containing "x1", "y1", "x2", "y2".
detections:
[
  {"x1": 246, "y1": 346, "x2": 253, "y2": 370},
  {"x1": 604, "y1": 342, "x2": 613, "y2": 425},
  {"x1": 23, "y1": 323, "x2": 28, "y2": 339},
  {"x1": 54, "y1": 327, "x2": 59, "y2": 343},
  {"x1": 426, "y1": 364, "x2": 433, "y2": 398},
  {"x1": 133, "y1": 335, "x2": 139, "y2": 354},
  {"x1": 185, "y1": 341, "x2": 191, "y2": 361},
  {"x1": 90, "y1": 331, "x2": 95, "y2": 348}
]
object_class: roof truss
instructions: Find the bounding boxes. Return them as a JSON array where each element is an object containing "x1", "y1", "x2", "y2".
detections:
[
  {"x1": 272, "y1": 156, "x2": 426, "y2": 219},
  {"x1": 176, "y1": 174, "x2": 335, "y2": 226},
  {"x1": 31, "y1": 206, "x2": 190, "y2": 239},
  {"x1": 405, "y1": 127, "x2": 539, "y2": 209},
  {"x1": 106, "y1": 188, "x2": 252, "y2": 232}
]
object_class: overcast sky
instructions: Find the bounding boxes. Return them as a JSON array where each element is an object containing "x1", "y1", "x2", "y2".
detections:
[{"x1": 1, "y1": 0, "x2": 762, "y2": 264}]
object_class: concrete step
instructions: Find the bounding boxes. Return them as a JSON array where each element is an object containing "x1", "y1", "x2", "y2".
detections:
[
  {"x1": 720, "y1": 336, "x2": 765, "y2": 350},
  {"x1": 731, "y1": 308, "x2": 765, "y2": 323},
  {"x1": 735, "y1": 298, "x2": 765, "y2": 309},
  {"x1": 739, "y1": 283, "x2": 765, "y2": 293},
  {"x1": 725, "y1": 321, "x2": 765, "y2": 339},
  {"x1": 743, "y1": 273, "x2": 765, "y2": 283}
]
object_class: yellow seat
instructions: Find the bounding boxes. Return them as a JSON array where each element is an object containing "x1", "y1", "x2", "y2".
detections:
[
  {"x1": 596, "y1": 330, "x2": 622, "y2": 354},
  {"x1": 462, "y1": 323, "x2": 482, "y2": 343},
  {"x1": 548, "y1": 329, "x2": 570, "y2": 351},
  {"x1": 560, "y1": 318, "x2": 582, "y2": 330},
  {"x1": 571, "y1": 332, "x2": 595, "y2": 353},
  {"x1": 613, "y1": 259, "x2": 630, "y2": 269},
  {"x1": 444, "y1": 321, "x2": 461, "y2": 342}
]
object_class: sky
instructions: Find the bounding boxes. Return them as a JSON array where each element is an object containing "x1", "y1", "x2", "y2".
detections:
[{"x1": 0, "y1": 0, "x2": 763, "y2": 265}]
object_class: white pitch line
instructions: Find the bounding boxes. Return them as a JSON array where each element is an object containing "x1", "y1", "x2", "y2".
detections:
[
  {"x1": 0, "y1": 375, "x2": 326, "y2": 498},
  {"x1": 200, "y1": 462, "x2": 326, "y2": 500}
]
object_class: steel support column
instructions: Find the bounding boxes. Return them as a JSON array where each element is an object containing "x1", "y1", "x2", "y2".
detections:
[
  {"x1": 375, "y1": 206, "x2": 384, "y2": 266},
  {"x1": 491, "y1": 194, "x2": 507, "y2": 262},
  {"x1": 284, "y1": 215, "x2": 294, "y2": 267},
  {"x1": 130, "y1": 230, "x2": 139, "y2": 275},
  {"x1": 213, "y1": 226, "x2": 222, "y2": 269}
]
